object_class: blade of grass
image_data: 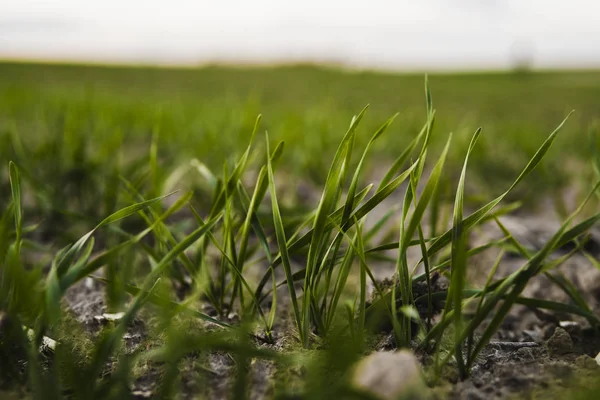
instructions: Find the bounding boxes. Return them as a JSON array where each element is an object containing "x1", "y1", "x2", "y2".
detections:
[
  {"x1": 266, "y1": 133, "x2": 303, "y2": 342},
  {"x1": 9, "y1": 162, "x2": 22, "y2": 248},
  {"x1": 209, "y1": 115, "x2": 261, "y2": 218},
  {"x1": 447, "y1": 128, "x2": 481, "y2": 379}
]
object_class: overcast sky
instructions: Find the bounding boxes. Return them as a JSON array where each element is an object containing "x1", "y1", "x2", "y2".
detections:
[{"x1": 1, "y1": 0, "x2": 599, "y2": 70}]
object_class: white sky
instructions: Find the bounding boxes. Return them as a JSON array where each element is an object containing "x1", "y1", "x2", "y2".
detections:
[{"x1": 1, "y1": 0, "x2": 599, "y2": 70}]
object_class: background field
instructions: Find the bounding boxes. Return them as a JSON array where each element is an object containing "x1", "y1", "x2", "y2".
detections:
[{"x1": 1, "y1": 62, "x2": 599, "y2": 220}]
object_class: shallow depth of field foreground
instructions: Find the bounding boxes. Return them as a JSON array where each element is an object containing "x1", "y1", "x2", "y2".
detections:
[{"x1": 1, "y1": 62, "x2": 600, "y2": 399}]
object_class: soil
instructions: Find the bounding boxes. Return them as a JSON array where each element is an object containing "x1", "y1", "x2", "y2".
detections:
[{"x1": 2, "y1": 209, "x2": 600, "y2": 399}]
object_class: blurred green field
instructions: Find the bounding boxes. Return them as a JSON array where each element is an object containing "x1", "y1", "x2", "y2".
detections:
[{"x1": 0, "y1": 62, "x2": 599, "y2": 235}]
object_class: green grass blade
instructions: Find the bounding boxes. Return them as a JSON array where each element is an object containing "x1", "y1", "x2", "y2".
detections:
[
  {"x1": 8, "y1": 162, "x2": 22, "y2": 247},
  {"x1": 266, "y1": 133, "x2": 303, "y2": 342},
  {"x1": 448, "y1": 128, "x2": 481, "y2": 378},
  {"x1": 325, "y1": 233, "x2": 357, "y2": 331},
  {"x1": 209, "y1": 115, "x2": 261, "y2": 218},
  {"x1": 378, "y1": 119, "x2": 431, "y2": 189},
  {"x1": 342, "y1": 113, "x2": 397, "y2": 227}
]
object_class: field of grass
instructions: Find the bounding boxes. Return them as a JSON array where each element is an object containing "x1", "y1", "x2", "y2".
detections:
[
  {"x1": 2, "y1": 62, "x2": 600, "y2": 208},
  {"x1": 1, "y1": 61, "x2": 600, "y2": 399}
]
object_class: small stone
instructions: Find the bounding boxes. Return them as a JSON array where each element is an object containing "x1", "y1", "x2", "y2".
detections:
[
  {"x1": 558, "y1": 321, "x2": 579, "y2": 329},
  {"x1": 103, "y1": 312, "x2": 125, "y2": 321},
  {"x1": 94, "y1": 312, "x2": 125, "y2": 323},
  {"x1": 131, "y1": 389, "x2": 153, "y2": 398},
  {"x1": 595, "y1": 352, "x2": 600, "y2": 367},
  {"x1": 546, "y1": 327, "x2": 574, "y2": 356},
  {"x1": 84, "y1": 277, "x2": 95, "y2": 289},
  {"x1": 353, "y1": 350, "x2": 426, "y2": 400},
  {"x1": 559, "y1": 320, "x2": 581, "y2": 336}
]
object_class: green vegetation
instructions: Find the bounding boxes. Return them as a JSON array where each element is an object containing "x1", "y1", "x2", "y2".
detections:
[
  {"x1": 2, "y1": 62, "x2": 600, "y2": 209},
  {"x1": 0, "y1": 62, "x2": 599, "y2": 399}
]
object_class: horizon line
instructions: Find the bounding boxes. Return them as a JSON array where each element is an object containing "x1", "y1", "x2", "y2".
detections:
[{"x1": 3, "y1": 56, "x2": 600, "y2": 75}]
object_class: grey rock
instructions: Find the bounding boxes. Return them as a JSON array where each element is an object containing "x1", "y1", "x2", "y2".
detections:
[
  {"x1": 353, "y1": 350, "x2": 427, "y2": 399},
  {"x1": 546, "y1": 327, "x2": 574, "y2": 356}
]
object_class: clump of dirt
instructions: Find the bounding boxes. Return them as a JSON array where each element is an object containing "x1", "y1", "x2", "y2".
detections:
[{"x1": 446, "y1": 326, "x2": 600, "y2": 399}]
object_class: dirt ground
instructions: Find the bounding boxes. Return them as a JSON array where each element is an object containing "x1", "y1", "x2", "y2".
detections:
[{"x1": 3, "y1": 208, "x2": 600, "y2": 399}]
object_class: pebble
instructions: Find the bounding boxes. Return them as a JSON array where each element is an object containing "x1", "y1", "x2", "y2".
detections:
[
  {"x1": 353, "y1": 349, "x2": 427, "y2": 399},
  {"x1": 546, "y1": 327, "x2": 574, "y2": 356},
  {"x1": 93, "y1": 311, "x2": 125, "y2": 323}
]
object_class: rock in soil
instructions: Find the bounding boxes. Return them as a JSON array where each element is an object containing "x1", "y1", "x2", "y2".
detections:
[
  {"x1": 546, "y1": 327, "x2": 574, "y2": 356},
  {"x1": 352, "y1": 349, "x2": 427, "y2": 399}
]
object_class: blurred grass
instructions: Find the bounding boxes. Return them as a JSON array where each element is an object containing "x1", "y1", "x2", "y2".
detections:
[{"x1": 1, "y1": 62, "x2": 598, "y2": 208}]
